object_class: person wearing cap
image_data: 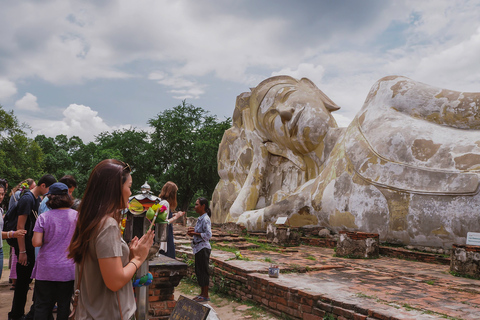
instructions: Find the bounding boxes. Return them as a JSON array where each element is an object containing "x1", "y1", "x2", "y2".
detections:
[
  {"x1": 39, "y1": 175, "x2": 78, "y2": 215},
  {"x1": 9, "y1": 174, "x2": 56, "y2": 320},
  {"x1": 31, "y1": 182, "x2": 78, "y2": 320}
]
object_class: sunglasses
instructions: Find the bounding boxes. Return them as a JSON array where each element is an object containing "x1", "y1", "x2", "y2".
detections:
[{"x1": 123, "y1": 162, "x2": 131, "y2": 173}]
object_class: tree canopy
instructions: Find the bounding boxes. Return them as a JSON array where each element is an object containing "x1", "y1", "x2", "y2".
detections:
[
  {"x1": 148, "y1": 101, "x2": 231, "y2": 210},
  {"x1": 0, "y1": 102, "x2": 231, "y2": 211},
  {"x1": 0, "y1": 105, "x2": 44, "y2": 187}
]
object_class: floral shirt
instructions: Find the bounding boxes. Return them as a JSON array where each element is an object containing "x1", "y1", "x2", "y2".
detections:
[{"x1": 192, "y1": 213, "x2": 212, "y2": 254}]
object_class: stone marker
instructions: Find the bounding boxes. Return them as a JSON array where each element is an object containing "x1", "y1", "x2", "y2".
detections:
[
  {"x1": 169, "y1": 295, "x2": 210, "y2": 320},
  {"x1": 466, "y1": 232, "x2": 480, "y2": 246}
]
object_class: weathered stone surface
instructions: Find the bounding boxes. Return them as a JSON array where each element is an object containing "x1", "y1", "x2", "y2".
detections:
[
  {"x1": 450, "y1": 244, "x2": 480, "y2": 279},
  {"x1": 218, "y1": 222, "x2": 246, "y2": 234},
  {"x1": 212, "y1": 75, "x2": 480, "y2": 248},
  {"x1": 318, "y1": 228, "x2": 332, "y2": 238},
  {"x1": 336, "y1": 231, "x2": 379, "y2": 259},
  {"x1": 266, "y1": 224, "x2": 301, "y2": 246}
]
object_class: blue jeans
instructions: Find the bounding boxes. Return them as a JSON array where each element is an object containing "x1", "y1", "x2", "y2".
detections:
[{"x1": 0, "y1": 246, "x2": 3, "y2": 280}]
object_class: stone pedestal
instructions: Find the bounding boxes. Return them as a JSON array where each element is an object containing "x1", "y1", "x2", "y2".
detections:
[
  {"x1": 450, "y1": 244, "x2": 480, "y2": 279},
  {"x1": 148, "y1": 255, "x2": 188, "y2": 320},
  {"x1": 336, "y1": 231, "x2": 379, "y2": 259},
  {"x1": 266, "y1": 224, "x2": 301, "y2": 246}
]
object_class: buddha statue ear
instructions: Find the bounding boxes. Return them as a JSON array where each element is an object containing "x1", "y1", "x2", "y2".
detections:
[
  {"x1": 300, "y1": 78, "x2": 341, "y2": 112},
  {"x1": 233, "y1": 92, "x2": 251, "y2": 128}
]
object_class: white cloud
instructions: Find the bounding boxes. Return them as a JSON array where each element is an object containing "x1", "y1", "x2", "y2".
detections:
[
  {"x1": 149, "y1": 71, "x2": 206, "y2": 99},
  {"x1": 1, "y1": 0, "x2": 480, "y2": 135},
  {"x1": 272, "y1": 64, "x2": 326, "y2": 87},
  {"x1": 414, "y1": 27, "x2": 480, "y2": 90},
  {"x1": 15, "y1": 93, "x2": 39, "y2": 111},
  {"x1": 0, "y1": 78, "x2": 17, "y2": 100},
  {"x1": 332, "y1": 113, "x2": 353, "y2": 128},
  {"x1": 28, "y1": 104, "x2": 130, "y2": 142},
  {"x1": 149, "y1": 72, "x2": 196, "y2": 88},
  {"x1": 170, "y1": 87, "x2": 206, "y2": 100}
]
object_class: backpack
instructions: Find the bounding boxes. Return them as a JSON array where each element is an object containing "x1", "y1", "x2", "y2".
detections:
[{"x1": 3, "y1": 191, "x2": 36, "y2": 247}]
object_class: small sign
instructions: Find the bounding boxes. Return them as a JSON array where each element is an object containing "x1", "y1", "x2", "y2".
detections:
[
  {"x1": 466, "y1": 232, "x2": 480, "y2": 246},
  {"x1": 169, "y1": 295, "x2": 210, "y2": 320},
  {"x1": 275, "y1": 216, "x2": 288, "y2": 225}
]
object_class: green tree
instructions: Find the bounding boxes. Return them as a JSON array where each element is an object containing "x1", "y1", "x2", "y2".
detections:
[
  {"x1": 35, "y1": 134, "x2": 92, "y2": 197},
  {"x1": 148, "y1": 101, "x2": 231, "y2": 210},
  {"x1": 95, "y1": 128, "x2": 154, "y2": 193},
  {"x1": 0, "y1": 105, "x2": 45, "y2": 188}
]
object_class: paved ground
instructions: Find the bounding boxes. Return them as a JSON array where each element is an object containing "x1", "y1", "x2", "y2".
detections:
[
  {"x1": 0, "y1": 271, "x2": 34, "y2": 319},
  {"x1": 241, "y1": 246, "x2": 480, "y2": 319},
  {"x1": 176, "y1": 225, "x2": 480, "y2": 320}
]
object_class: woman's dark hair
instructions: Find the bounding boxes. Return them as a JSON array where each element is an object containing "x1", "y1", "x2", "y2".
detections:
[
  {"x1": 68, "y1": 159, "x2": 131, "y2": 263},
  {"x1": 38, "y1": 174, "x2": 57, "y2": 188},
  {"x1": 46, "y1": 193, "x2": 74, "y2": 209},
  {"x1": 59, "y1": 175, "x2": 78, "y2": 189},
  {"x1": 197, "y1": 197, "x2": 211, "y2": 218}
]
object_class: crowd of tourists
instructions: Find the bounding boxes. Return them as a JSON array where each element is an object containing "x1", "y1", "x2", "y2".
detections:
[{"x1": 1, "y1": 159, "x2": 212, "y2": 320}]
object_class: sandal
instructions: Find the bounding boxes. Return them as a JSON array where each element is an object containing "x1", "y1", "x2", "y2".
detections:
[{"x1": 193, "y1": 296, "x2": 210, "y2": 303}]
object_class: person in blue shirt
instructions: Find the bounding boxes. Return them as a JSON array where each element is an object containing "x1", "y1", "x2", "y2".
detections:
[
  {"x1": 187, "y1": 197, "x2": 212, "y2": 303},
  {"x1": 39, "y1": 175, "x2": 77, "y2": 215}
]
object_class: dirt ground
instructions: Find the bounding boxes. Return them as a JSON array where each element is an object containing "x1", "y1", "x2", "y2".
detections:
[
  {"x1": 1, "y1": 265, "x2": 35, "y2": 319},
  {"x1": 174, "y1": 277, "x2": 280, "y2": 320},
  {"x1": 1, "y1": 261, "x2": 279, "y2": 320}
]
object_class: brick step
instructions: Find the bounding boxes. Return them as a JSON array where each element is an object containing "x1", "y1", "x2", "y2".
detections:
[
  {"x1": 211, "y1": 235, "x2": 246, "y2": 242},
  {"x1": 379, "y1": 246, "x2": 450, "y2": 265},
  {"x1": 246, "y1": 231, "x2": 267, "y2": 238},
  {"x1": 215, "y1": 242, "x2": 260, "y2": 250}
]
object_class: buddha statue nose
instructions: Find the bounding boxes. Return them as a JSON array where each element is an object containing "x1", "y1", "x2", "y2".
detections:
[{"x1": 277, "y1": 105, "x2": 295, "y2": 122}]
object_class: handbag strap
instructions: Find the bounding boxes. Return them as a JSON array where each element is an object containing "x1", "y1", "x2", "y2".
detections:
[
  {"x1": 69, "y1": 255, "x2": 86, "y2": 320},
  {"x1": 117, "y1": 292, "x2": 124, "y2": 320}
]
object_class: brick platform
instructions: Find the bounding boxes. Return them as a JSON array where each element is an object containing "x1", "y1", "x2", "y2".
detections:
[
  {"x1": 175, "y1": 224, "x2": 480, "y2": 320},
  {"x1": 148, "y1": 255, "x2": 188, "y2": 319}
]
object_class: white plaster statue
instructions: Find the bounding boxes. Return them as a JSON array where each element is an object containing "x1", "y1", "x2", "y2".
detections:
[{"x1": 212, "y1": 75, "x2": 480, "y2": 247}]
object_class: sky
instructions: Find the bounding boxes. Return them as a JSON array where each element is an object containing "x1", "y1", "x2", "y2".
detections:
[{"x1": 1, "y1": 0, "x2": 480, "y2": 142}]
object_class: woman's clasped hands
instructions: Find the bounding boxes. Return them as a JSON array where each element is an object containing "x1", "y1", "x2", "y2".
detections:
[{"x1": 129, "y1": 229, "x2": 155, "y2": 262}]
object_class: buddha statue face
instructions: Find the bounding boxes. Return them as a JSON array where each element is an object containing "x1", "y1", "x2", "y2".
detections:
[{"x1": 251, "y1": 76, "x2": 339, "y2": 154}]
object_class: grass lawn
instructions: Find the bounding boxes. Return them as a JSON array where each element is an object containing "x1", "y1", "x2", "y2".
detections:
[
  {"x1": 2, "y1": 240, "x2": 11, "y2": 273},
  {"x1": 3, "y1": 240, "x2": 11, "y2": 260}
]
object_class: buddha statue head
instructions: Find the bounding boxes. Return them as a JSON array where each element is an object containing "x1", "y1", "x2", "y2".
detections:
[{"x1": 249, "y1": 75, "x2": 340, "y2": 155}]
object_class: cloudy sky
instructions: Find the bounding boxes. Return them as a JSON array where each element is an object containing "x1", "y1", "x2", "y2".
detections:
[{"x1": 1, "y1": 0, "x2": 480, "y2": 142}]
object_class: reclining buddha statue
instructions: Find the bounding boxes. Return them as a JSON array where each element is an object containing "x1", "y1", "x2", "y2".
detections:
[{"x1": 212, "y1": 75, "x2": 480, "y2": 247}]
